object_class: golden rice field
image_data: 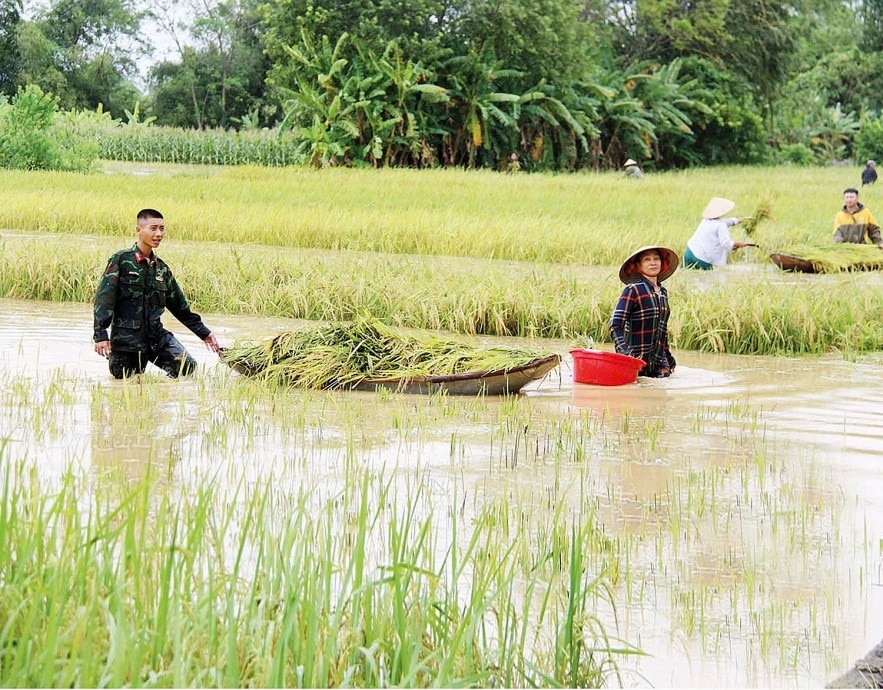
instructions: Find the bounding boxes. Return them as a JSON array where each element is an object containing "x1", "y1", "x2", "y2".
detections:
[
  {"x1": 2, "y1": 162, "x2": 883, "y2": 687},
  {"x1": 0, "y1": 162, "x2": 865, "y2": 262},
  {"x1": 1, "y1": 162, "x2": 882, "y2": 355}
]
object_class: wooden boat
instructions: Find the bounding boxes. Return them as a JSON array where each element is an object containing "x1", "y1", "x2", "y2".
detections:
[
  {"x1": 769, "y1": 252, "x2": 818, "y2": 273},
  {"x1": 352, "y1": 353, "x2": 561, "y2": 395},
  {"x1": 770, "y1": 247, "x2": 883, "y2": 273},
  {"x1": 224, "y1": 352, "x2": 561, "y2": 396}
]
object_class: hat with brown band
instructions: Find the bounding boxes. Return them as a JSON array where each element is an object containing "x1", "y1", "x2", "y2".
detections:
[{"x1": 618, "y1": 245, "x2": 679, "y2": 284}]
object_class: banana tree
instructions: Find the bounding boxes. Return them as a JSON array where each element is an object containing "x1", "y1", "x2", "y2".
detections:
[
  {"x1": 439, "y1": 47, "x2": 521, "y2": 167},
  {"x1": 587, "y1": 68, "x2": 656, "y2": 168},
  {"x1": 276, "y1": 31, "x2": 360, "y2": 166},
  {"x1": 513, "y1": 81, "x2": 599, "y2": 170},
  {"x1": 353, "y1": 40, "x2": 449, "y2": 167},
  {"x1": 626, "y1": 59, "x2": 710, "y2": 164}
]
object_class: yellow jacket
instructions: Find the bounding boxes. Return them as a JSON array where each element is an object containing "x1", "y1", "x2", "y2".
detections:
[{"x1": 833, "y1": 204, "x2": 883, "y2": 245}]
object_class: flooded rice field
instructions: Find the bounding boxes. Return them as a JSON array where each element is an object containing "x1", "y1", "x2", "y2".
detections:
[{"x1": 2, "y1": 297, "x2": 882, "y2": 688}]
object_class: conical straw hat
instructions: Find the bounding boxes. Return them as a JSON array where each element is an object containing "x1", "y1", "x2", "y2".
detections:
[
  {"x1": 623, "y1": 158, "x2": 638, "y2": 167},
  {"x1": 618, "y1": 245, "x2": 679, "y2": 284},
  {"x1": 702, "y1": 197, "x2": 736, "y2": 219}
]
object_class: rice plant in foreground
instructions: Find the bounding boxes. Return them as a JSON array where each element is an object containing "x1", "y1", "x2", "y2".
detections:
[{"x1": 0, "y1": 456, "x2": 633, "y2": 688}]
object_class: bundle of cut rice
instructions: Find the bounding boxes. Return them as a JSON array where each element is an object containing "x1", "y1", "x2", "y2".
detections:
[
  {"x1": 742, "y1": 202, "x2": 772, "y2": 237},
  {"x1": 222, "y1": 316, "x2": 555, "y2": 388},
  {"x1": 772, "y1": 243, "x2": 883, "y2": 273}
]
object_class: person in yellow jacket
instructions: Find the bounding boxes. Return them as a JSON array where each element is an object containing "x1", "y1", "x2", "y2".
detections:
[{"x1": 834, "y1": 188, "x2": 883, "y2": 247}]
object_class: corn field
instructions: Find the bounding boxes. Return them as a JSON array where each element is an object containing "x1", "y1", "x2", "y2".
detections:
[{"x1": 93, "y1": 127, "x2": 305, "y2": 167}]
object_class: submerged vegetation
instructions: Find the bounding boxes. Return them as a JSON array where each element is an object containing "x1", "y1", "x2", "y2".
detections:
[
  {"x1": 0, "y1": 453, "x2": 625, "y2": 688},
  {"x1": 0, "y1": 355, "x2": 868, "y2": 687}
]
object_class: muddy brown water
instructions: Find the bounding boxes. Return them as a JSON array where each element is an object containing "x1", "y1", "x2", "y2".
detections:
[{"x1": 2, "y1": 297, "x2": 882, "y2": 688}]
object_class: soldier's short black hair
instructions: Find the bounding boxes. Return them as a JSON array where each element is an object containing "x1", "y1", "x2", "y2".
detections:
[
  {"x1": 137, "y1": 208, "x2": 164, "y2": 222},
  {"x1": 843, "y1": 188, "x2": 859, "y2": 195}
]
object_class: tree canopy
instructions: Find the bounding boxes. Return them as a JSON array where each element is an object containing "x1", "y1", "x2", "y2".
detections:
[{"x1": 3, "y1": 0, "x2": 883, "y2": 171}]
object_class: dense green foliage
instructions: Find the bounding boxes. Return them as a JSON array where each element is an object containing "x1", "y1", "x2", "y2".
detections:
[
  {"x1": 3, "y1": 0, "x2": 883, "y2": 170},
  {"x1": 0, "y1": 85, "x2": 99, "y2": 171},
  {"x1": 149, "y1": 0, "x2": 269, "y2": 129},
  {"x1": 10, "y1": 0, "x2": 141, "y2": 118}
]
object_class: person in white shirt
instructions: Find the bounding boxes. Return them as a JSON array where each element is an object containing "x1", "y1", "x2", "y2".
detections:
[{"x1": 683, "y1": 197, "x2": 751, "y2": 270}]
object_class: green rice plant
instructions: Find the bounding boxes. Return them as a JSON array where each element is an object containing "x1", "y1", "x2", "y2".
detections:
[
  {"x1": 6, "y1": 229, "x2": 883, "y2": 356},
  {"x1": 5, "y1": 164, "x2": 883, "y2": 362},
  {"x1": 0, "y1": 164, "x2": 863, "y2": 266},
  {"x1": 0, "y1": 450, "x2": 631, "y2": 688}
]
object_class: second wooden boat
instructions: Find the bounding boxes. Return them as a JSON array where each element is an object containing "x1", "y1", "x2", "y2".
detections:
[
  {"x1": 769, "y1": 252, "x2": 817, "y2": 273},
  {"x1": 770, "y1": 245, "x2": 883, "y2": 273}
]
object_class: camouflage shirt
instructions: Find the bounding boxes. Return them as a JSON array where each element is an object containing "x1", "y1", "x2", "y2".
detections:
[{"x1": 93, "y1": 244, "x2": 211, "y2": 351}]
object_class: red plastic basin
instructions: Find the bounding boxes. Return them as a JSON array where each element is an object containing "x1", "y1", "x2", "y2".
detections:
[{"x1": 569, "y1": 348, "x2": 645, "y2": 386}]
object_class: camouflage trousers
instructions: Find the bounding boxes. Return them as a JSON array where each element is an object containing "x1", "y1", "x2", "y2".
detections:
[{"x1": 108, "y1": 332, "x2": 197, "y2": 379}]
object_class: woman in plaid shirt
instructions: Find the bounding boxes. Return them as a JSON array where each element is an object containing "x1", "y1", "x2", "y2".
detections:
[{"x1": 609, "y1": 245, "x2": 679, "y2": 378}]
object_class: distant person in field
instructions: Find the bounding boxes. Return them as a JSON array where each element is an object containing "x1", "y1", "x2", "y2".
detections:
[
  {"x1": 623, "y1": 158, "x2": 644, "y2": 179},
  {"x1": 93, "y1": 208, "x2": 221, "y2": 379},
  {"x1": 861, "y1": 160, "x2": 877, "y2": 186},
  {"x1": 682, "y1": 197, "x2": 752, "y2": 270},
  {"x1": 609, "y1": 245, "x2": 678, "y2": 378},
  {"x1": 834, "y1": 188, "x2": 883, "y2": 247},
  {"x1": 506, "y1": 152, "x2": 521, "y2": 173}
]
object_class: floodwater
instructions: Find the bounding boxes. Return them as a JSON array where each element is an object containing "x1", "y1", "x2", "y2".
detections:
[{"x1": 2, "y1": 297, "x2": 883, "y2": 688}]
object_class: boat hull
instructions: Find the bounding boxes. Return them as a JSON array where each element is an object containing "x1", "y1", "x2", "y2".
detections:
[
  {"x1": 769, "y1": 252, "x2": 817, "y2": 273},
  {"x1": 224, "y1": 353, "x2": 562, "y2": 395},
  {"x1": 352, "y1": 353, "x2": 561, "y2": 395}
]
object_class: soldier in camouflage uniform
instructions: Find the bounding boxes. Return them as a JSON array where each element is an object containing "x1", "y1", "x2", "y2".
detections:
[{"x1": 93, "y1": 208, "x2": 220, "y2": 379}]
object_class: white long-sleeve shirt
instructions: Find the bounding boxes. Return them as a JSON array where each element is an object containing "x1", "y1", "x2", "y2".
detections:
[{"x1": 686, "y1": 217, "x2": 739, "y2": 266}]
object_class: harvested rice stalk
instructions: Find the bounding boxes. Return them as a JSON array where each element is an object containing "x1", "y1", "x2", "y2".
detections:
[
  {"x1": 222, "y1": 316, "x2": 556, "y2": 388},
  {"x1": 773, "y1": 243, "x2": 883, "y2": 272},
  {"x1": 742, "y1": 202, "x2": 772, "y2": 237}
]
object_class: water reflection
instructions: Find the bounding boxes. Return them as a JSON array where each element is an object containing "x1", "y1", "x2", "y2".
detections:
[
  {"x1": 2, "y1": 297, "x2": 883, "y2": 688},
  {"x1": 90, "y1": 385, "x2": 186, "y2": 485}
]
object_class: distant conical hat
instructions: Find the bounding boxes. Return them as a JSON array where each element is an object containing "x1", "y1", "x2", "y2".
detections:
[
  {"x1": 618, "y1": 245, "x2": 679, "y2": 284},
  {"x1": 623, "y1": 158, "x2": 638, "y2": 167},
  {"x1": 702, "y1": 197, "x2": 736, "y2": 219}
]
